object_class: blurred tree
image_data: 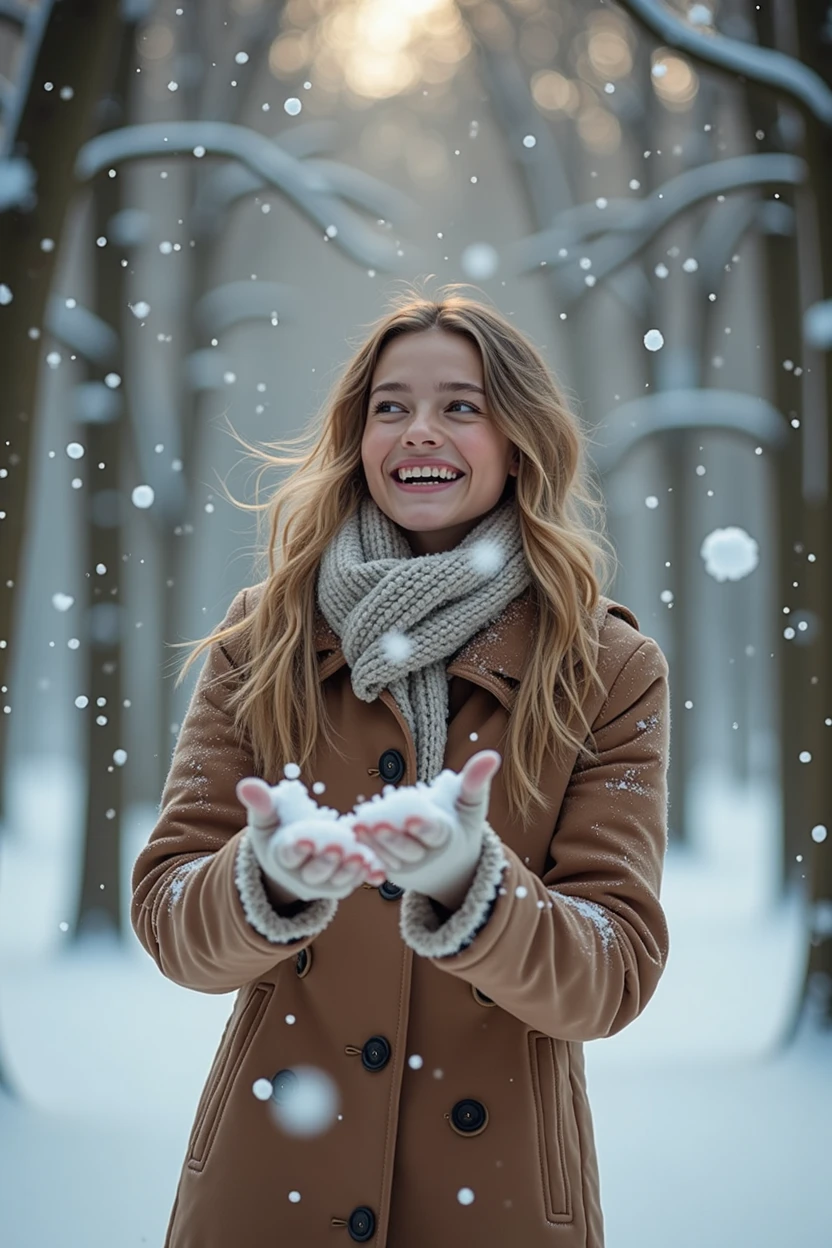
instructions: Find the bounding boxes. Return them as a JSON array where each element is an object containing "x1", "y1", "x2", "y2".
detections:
[
  {"x1": 0, "y1": 1, "x2": 121, "y2": 817},
  {"x1": 614, "y1": 0, "x2": 832, "y2": 1022},
  {"x1": 0, "y1": 0, "x2": 122, "y2": 1091}
]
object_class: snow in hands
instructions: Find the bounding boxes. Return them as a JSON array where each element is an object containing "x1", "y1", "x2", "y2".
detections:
[
  {"x1": 352, "y1": 751, "x2": 502, "y2": 898},
  {"x1": 236, "y1": 768, "x2": 386, "y2": 901}
]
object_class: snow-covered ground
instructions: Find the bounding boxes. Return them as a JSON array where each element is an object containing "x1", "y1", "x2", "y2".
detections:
[{"x1": 0, "y1": 756, "x2": 828, "y2": 1247}]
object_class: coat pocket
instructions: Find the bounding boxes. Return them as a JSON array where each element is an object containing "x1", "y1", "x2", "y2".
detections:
[
  {"x1": 528, "y1": 1031, "x2": 573, "y2": 1224},
  {"x1": 187, "y1": 981, "x2": 274, "y2": 1172}
]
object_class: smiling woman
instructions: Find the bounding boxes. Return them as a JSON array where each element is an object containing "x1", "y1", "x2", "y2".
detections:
[{"x1": 361, "y1": 329, "x2": 519, "y2": 555}]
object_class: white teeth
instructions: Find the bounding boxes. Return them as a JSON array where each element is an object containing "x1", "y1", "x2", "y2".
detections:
[{"x1": 396, "y1": 466, "x2": 460, "y2": 482}]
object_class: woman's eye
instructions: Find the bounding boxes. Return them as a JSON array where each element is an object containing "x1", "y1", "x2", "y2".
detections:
[{"x1": 371, "y1": 400, "x2": 479, "y2": 415}]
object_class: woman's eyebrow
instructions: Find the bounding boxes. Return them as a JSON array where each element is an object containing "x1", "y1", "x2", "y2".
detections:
[{"x1": 369, "y1": 381, "x2": 486, "y2": 397}]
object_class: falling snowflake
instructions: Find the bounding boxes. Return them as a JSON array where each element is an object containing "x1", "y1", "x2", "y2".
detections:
[
  {"x1": 460, "y1": 243, "x2": 498, "y2": 280},
  {"x1": 457, "y1": 1188, "x2": 475, "y2": 1206},
  {"x1": 131, "y1": 485, "x2": 154, "y2": 509},
  {"x1": 131, "y1": 301, "x2": 151, "y2": 318},
  {"x1": 52, "y1": 593, "x2": 74, "y2": 612},
  {"x1": 270, "y1": 1065, "x2": 339, "y2": 1138},
  {"x1": 468, "y1": 538, "x2": 505, "y2": 576},
  {"x1": 643, "y1": 329, "x2": 665, "y2": 351},
  {"x1": 700, "y1": 526, "x2": 759, "y2": 582},
  {"x1": 381, "y1": 630, "x2": 414, "y2": 663}
]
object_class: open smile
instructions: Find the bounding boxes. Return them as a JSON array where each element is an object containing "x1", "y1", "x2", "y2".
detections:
[{"x1": 391, "y1": 476, "x2": 464, "y2": 493}]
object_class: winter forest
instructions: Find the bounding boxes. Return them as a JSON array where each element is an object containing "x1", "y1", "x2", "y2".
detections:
[{"x1": 0, "y1": 0, "x2": 830, "y2": 1245}]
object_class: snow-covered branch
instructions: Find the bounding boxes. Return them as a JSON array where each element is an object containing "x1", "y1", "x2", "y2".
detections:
[
  {"x1": 194, "y1": 281, "x2": 294, "y2": 338},
  {"x1": 193, "y1": 153, "x2": 417, "y2": 242},
  {"x1": 614, "y1": 0, "x2": 832, "y2": 128},
  {"x1": 507, "y1": 153, "x2": 805, "y2": 303},
  {"x1": 45, "y1": 295, "x2": 119, "y2": 367},
  {"x1": 592, "y1": 388, "x2": 789, "y2": 474},
  {"x1": 0, "y1": 1, "x2": 29, "y2": 28},
  {"x1": 805, "y1": 301, "x2": 832, "y2": 350},
  {"x1": 75, "y1": 122, "x2": 422, "y2": 272}
]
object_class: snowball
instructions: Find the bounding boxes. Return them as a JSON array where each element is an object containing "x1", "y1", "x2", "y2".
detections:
[
  {"x1": 52, "y1": 593, "x2": 74, "y2": 612},
  {"x1": 408, "y1": 1054, "x2": 423, "y2": 1070},
  {"x1": 131, "y1": 485, "x2": 155, "y2": 509},
  {"x1": 457, "y1": 1187, "x2": 475, "y2": 1205},
  {"x1": 252, "y1": 1078, "x2": 273, "y2": 1101},
  {"x1": 468, "y1": 538, "x2": 505, "y2": 576},
  {"x1": 460, "y1": 243, "x2": 498, "y2": 280},
  {"x1": 112, "y1": 749, "x2": 127, "y2": 766},
  {"x1": 131, "y1": 301, "x2": 151, "y2": 319},
  {"x1": 381, "y1": 630, "x2": 414, "y2": 663},
  {"x1": 700, "y1": 526, "x2": 759, "y2": 582},
  {"x1": 643, "y1": 329, "x2": 664, "y2": 351},
  {"x1": 284, "y1": 97, "x2": 302, "y2": 116},
  {"x1": 270, "y1": 1066, "x2": 339, "y2": 1137}
]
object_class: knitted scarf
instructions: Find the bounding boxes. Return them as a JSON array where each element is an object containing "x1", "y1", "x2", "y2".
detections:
[{"x1": 317, "y1": 494, "x2": 532, "y2": 783}]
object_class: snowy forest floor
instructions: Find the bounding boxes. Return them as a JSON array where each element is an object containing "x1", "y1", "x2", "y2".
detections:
[{"x1": 1, "y1": 763, "x2": 830, "y2": 1246}]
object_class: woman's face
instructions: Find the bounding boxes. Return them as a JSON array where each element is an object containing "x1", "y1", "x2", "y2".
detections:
[{"x1": 360, "y1": 328, "x2": 518, "y2": 555}]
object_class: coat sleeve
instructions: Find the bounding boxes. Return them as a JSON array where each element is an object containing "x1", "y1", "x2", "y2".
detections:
[
  {"x1": 130, "y1": 588, "x2": 338, "y2": 994},
  {"x1": 399, "y1": 637, "x2": 670, "y2": 1042}
]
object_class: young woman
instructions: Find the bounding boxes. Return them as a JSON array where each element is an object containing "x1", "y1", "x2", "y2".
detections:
[{"x1": 132, "y1": 289, "x2": 670, "y2": 1248}]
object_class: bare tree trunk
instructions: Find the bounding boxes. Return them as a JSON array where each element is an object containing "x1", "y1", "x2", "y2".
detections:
[
  {"x1": 0, "y1": 0, "x2": 120, "y2": 820},
  {"x1": 72, "y1": 12, "x2": 140, "y2": 939}
]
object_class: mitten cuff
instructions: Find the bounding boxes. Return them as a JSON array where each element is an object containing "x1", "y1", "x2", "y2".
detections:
[
  {"x1": 235, "y1": 828, "x2": 338, "y2": 944},
  {"x1": 399, "y1": 822, "x2": 508, "y2": 959}
]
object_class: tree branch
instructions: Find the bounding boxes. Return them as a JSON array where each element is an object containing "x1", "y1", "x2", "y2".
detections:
[
  {"x1": 75, "y1": 121, "x2": 422, "y2": 272},
  {"x1": 507, "y1": 153, "x2": 806, "y2": 304},
  {"x1": 614, "y1": 0, "x2": 832, "y2": 127}
]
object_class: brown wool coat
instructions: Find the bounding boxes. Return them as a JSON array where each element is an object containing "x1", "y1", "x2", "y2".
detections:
[{"x1": 132, "y1": 581, "x2": 670, "y2": 1248}]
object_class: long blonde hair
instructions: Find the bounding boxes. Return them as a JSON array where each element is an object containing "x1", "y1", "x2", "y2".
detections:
[{"x1": 176, "y1": 285, "x2": 616, "y2": 824}]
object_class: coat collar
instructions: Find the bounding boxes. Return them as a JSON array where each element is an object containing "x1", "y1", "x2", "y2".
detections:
[{"x1": 313, "y1": 589, "x2": 638, "y2": 706}]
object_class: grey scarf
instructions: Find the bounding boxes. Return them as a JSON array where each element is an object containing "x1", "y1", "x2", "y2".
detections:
[{"x1": 317, "y1": 494, "x2": 532, "y2": 782}]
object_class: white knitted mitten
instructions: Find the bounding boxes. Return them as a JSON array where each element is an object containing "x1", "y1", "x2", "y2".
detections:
[{"x1": 237, "y1": 776, "x2": 386, "y2": 902}]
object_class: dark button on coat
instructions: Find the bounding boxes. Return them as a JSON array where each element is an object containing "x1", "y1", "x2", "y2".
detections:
[{"x1": 131, "y1": 581, "x2": 670, "y2": 1247}]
